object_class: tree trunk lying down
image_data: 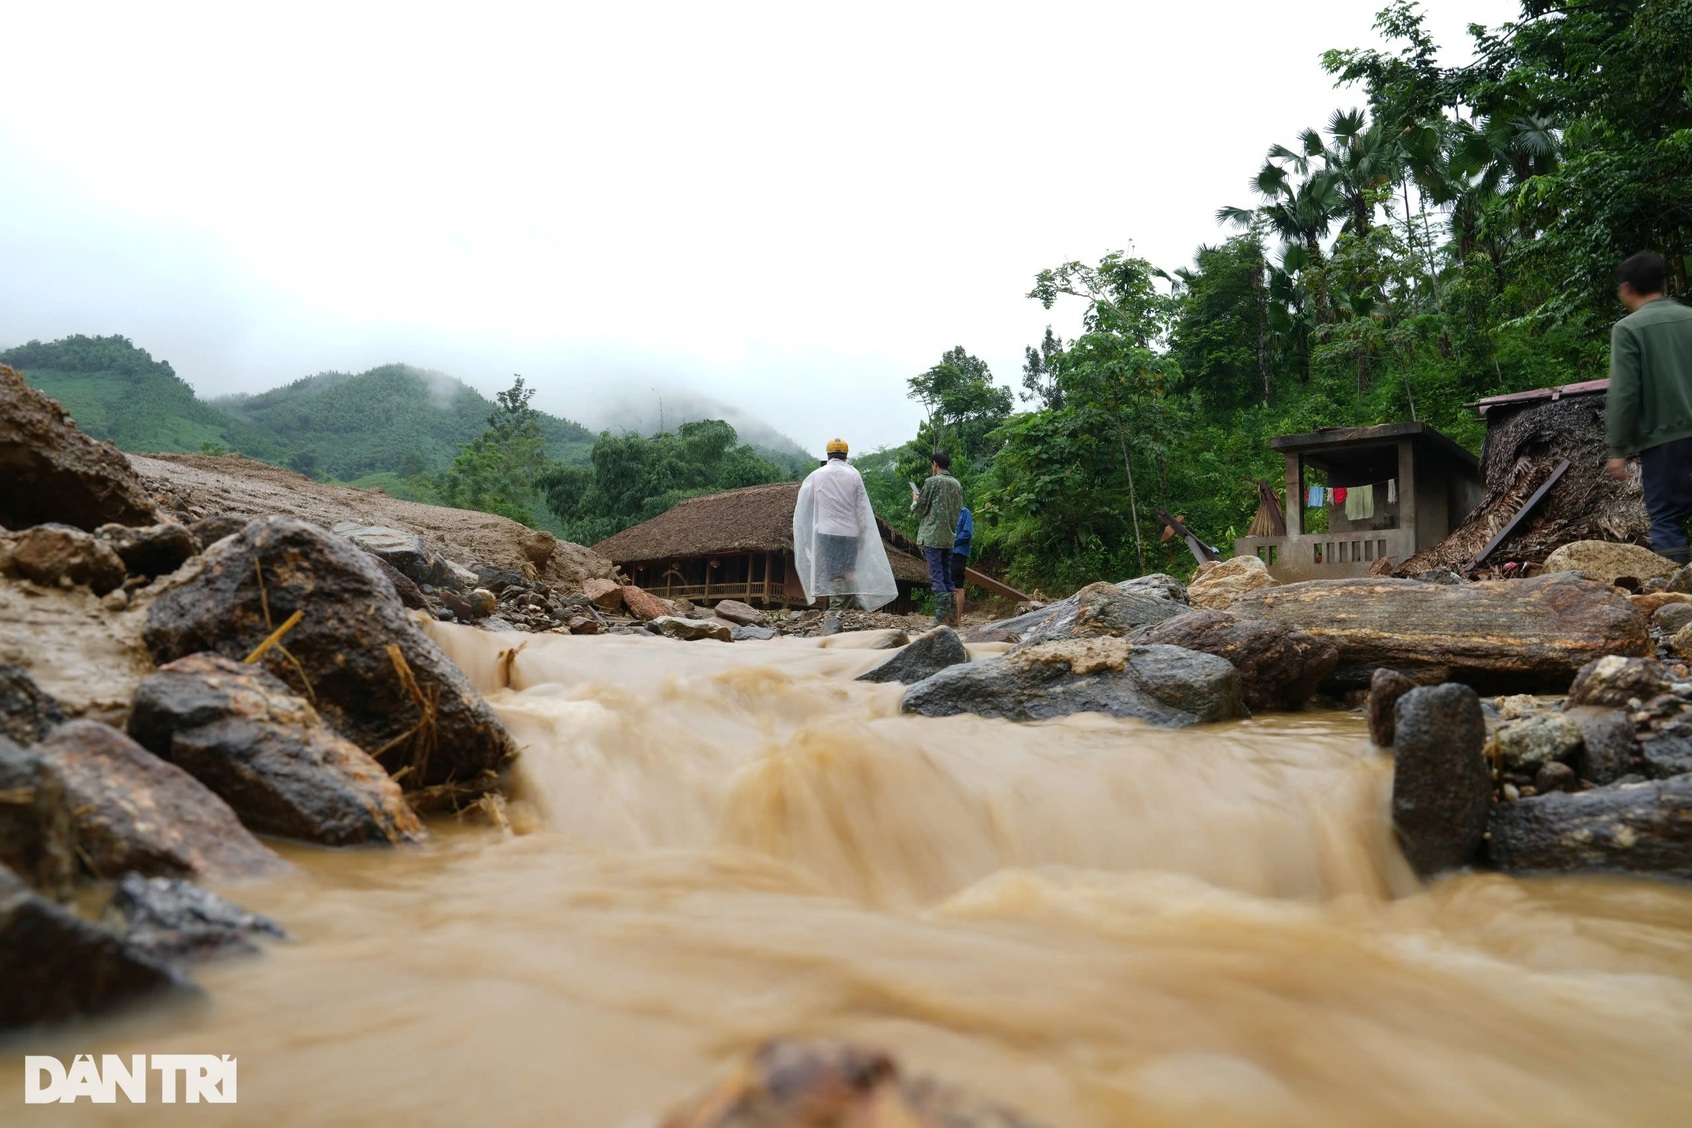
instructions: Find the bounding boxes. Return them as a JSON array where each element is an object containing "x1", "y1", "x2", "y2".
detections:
[
  {"x1": 1229, "y1": 573, "x2": 1647, "y2": 693},
  {"x1": 1488, "y1": 776, "x2": 1692, "y2": 880}
]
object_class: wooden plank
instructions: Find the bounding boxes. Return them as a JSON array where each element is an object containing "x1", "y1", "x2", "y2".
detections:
[
  {"x1": 962, "y1": 566, "x2": 1030, "y2": 604},
  {"x1": 1466, "y1": 457, "x2": 1571, "y2": 572},
  {"x1": 1157, "y1": 508, "x2": 1221, "y2": 565}
]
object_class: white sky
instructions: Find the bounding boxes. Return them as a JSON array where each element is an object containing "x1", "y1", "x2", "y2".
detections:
[{"x1": 0, "y1": 0, "x2": 1518, "y2": 453}]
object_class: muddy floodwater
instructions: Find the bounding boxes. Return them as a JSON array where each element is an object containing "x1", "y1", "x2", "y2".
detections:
[{"x1": 10, "y1": 628, "x2": 1692, "y2": 1126}]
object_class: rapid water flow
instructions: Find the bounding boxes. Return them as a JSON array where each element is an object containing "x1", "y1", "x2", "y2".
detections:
[{"x1": 11, "y1": 627, "x2": 1692, "y2": 1126}]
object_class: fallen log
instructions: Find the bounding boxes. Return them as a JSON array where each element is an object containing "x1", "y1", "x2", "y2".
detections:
[
  {"x1": 1488, "y1": 777, "x2": 1692, "y2": 880},
  {"x1": 1229, "y1": 573, "x2": 1648, "y2": 693}
]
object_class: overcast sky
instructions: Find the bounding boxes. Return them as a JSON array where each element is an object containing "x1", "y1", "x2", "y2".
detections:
[{"x1": 0, "y1": 1, "x2": 1518, "y2": 453}]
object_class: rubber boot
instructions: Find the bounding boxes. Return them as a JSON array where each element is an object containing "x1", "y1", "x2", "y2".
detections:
[
  {"x1": 933, "y1": 591, "x2": 953, "y2": 629},
  {"x1": 821, "y1": 596, "x2": 845, "y2": 636}
]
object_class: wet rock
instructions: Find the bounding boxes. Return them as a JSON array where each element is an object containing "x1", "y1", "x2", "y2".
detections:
[
  {"x1": 1566, "y1": 655, "x2": 1670, "y2": 708},
  {"x1": 0, "y1": 738, "x2": 77, "y2": 901},
  {"x1": 731, "y1": 624, "x2": 776, "y2": 641},
  {"x1": 1660, "y1": 602, "x2": 1692, "y2": 635},
  {"x1": 1409, "y1": 567, "x2": 1465, "y2": 585},
  {"x1": 858, "y1": 626, "x2": 969, "y2": 685},
  {"x1": 1637, "y1": 712, "x2": 1692, "y2": 778},
  {"x1": 0, "y1": 662, "x2": 66, "y2": 745},
  {"x1": 1631, "y1": 591, "x2": 1691, "y2": 618},
  {"x1": 1489, "y1": 776, "x2": 1692, "y2": 879},
  {"x1": 712, "y1": 599, "x2": 764, "y2": 627},
  {"x1": 902, "y1": 639, "x2": 1244, "y2": 727},
  {"x1": 1543, "y1": 540, "x2": 1678, "y2": 587},
  {"x1": 473, "y1": 564, "x2": 532, "y2": 593},
  {"x1": 565, "y1": 615, "x2": 605, "y2": 635},
  {"x1": 436, "y1": 589, "x2": 474, "y2": 620},
  {"x1": 583, "y1": 577, "x2": 623, "y2": 612},
  {"x1": 659, "y1": 1038, "x2": 1048, "y2": 1128},
  {"x1": 11, "y1": 523, "x2": 127, "y2": 594},
  {"x1": 621, "y1": 584, "x2": 672, "y2": 622},
  {"x1": 1187, "y1": 555, "x2": 1277, "y2": 610},
  {"x1": 1231, "y1": 574, "x2": 1648, "y2": 693},
  {"x1": 467, "y1": 587, "x2": 498, "y2": 617},
  {"x1": 1534, "y1": 760, "x2": 1577, "y2": 793},
  {"x1": 1367, "y1": 668, "x2": 1417, "y2": 746},
  {"x1": 102, "y1": 873, "x2": 286, "y2": 963},
  {"x1": 35, "y1": 720, "x2": 289, "y2": 880},
  {"x1": 143, "y1": 517, "x2": 516, "y2": 791},
  {"x1": 1391, "y1": 683, "x2": 1490, "y2": 877},
  {"x1": 1130, "y1": 608, "x2": 1337, "y2": 712},
  {"x1": 372, "y1": 556, "x2": 428, "y2": 610},
  {"x1": 0, "y1": 864, "x2": 186, "y2": 1030},
  {"x1": 190, "y1": 514, "x2": 248, "y2": 546},
  {"x1": 128, "y1": 654, "x2": 425, "y2": 847},
  {"x1": 874, "y1": 629, "x2": 912, "y2": 649},
  {"x1": 480, "y1": 616, "x2": 518, "y2": 633},
  {"x1": 647, "y1": 615, "x2": 733, "y2": 642},
  {"x1": 0, "y1": 363, "x2": 160, "y2": 532},
  {"x1": 1022, "y1": 576, "x2": 1188, "y2": 645},
  {"x1": 1496, "y1": 713, "x2": 1583, "y2": 772},
  {"x1": 331, "y1": 523, "x2": 458, "y2": 589},
  {"x1": 94, "y1": 522, "x2": 199, "y2": 578},
  {"x1": 1566, "y1": 705, "x2": 1636, "y2": 784}
]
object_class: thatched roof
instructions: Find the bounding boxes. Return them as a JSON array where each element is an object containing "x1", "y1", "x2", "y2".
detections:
[{"x1": 593, "y1": 481, "x2": 930, "y2": 583}]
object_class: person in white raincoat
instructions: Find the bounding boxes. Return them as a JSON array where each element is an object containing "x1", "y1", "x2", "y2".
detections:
[{"x1": 792, "y1": 438, "x2": 898, "y2": 632}]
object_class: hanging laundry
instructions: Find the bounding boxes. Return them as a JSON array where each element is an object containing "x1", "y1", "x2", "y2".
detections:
[
  {"x1": 1307, "y1": 486, "x2": 1325, "y2": 507},
  {"x1": 1345, "y1": 485, "x2": 1375, "y2": 520},
  {"x1": 1331, "y1": 487, "x2": 1348, "y2": 505},
  {"x1": 1386, "y1": 479, "x2": 1398, "y2": 504}
]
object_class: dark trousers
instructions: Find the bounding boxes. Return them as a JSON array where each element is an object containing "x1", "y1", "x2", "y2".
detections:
[
  {"x1": 923, "y1": 547, "x2": 955, "y2": 593},
  {"x1": 1641, "y1": 436, "x2": 1692, "y2": 562}
]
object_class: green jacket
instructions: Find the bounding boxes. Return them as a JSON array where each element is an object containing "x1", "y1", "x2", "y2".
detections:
[
  {"x1": 1607, "y1": 297, "x2": 1692, "y2": 457},
  {"x1": 913, "y1": 472, "x2": 963, "y2": 548}
]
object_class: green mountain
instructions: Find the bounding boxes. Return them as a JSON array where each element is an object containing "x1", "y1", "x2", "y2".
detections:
[{"x1": 1, "y1": 336, "x2": 595, "y2": 482}]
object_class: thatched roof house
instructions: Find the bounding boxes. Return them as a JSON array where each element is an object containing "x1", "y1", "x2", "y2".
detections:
[{"x1": 592, "y1": 481, "x2": 930, "y2": 609}]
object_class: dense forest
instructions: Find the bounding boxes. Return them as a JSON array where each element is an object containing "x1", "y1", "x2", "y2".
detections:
[{"x1": 863, "y1": 0, "x2": 1692, "y2": 591}]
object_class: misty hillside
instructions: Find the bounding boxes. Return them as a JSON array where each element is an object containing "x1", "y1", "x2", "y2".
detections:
[{"x1": 595, "y1": 390, "x2": 816, "y2": 474}]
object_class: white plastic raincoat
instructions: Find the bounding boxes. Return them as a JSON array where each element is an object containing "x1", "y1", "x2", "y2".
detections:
[{"x1": 792, "y1": 460, "x2": 898, "y2": 611}]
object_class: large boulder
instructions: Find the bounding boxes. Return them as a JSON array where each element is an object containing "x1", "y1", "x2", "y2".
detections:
[
  {"x1": 142, "y1": 517, "x2": 516, "y2": 792},
  {"x1": 0, "y1": 864, "x2": 186, "y2": 1030},
  {"x1": 330, "y1": 523, "x2": 458, "y2": 588},
  {"x1": 10, "y1": 523, "x2": 127, "y2": 594},
  {"x1": 1021, "y1": 576, "x2": 1188, "y2": 645},
  {"x1": 620, "y1": 585, "x2": 672, "y2": 622},
  {"x1": 1230, "y1": 573, "x2": 1648, "y2": 692},
  {"x1": 1187, "y1": 555, "x2": 1277, "y2": 610},
  {"x1": 857, "y1": 627, "x2": 970, "y2": 685},
  {"x1": 1489, "y1": 776, "x2": 1692, "y2": 880},
  {"x1": 34, "y1": 721, "x2": 289, "y2": 880},
  {"x1": 1542, "y1": 540, "x2": 1678, "y2": 587},
  {"x1": 711, "y1": 599, "x2": 764, "y2": 627},
  {"x1": 0, "y1": 738, "x2": 77, "y2": 901},
  {"x1": 1130, "y1": 608, "x2": 1337, "y2": 711},
  {"x1": 0, "y1": 364, "x2": 160, "y2": 532},
  {"x1": 1391, "y1": 684, "x2": 1490, "y2": 877},
  {"x1": 102, "y1": 873, "x2": 286, "y2": 963},
  {"x1": 94, "y1": 522, "x2": 199, "y2": 578},
  {"x1": 0, "y1": 662, "x2": 66, "y2": 745},
  {"x1": 902, "y1": 639, "x2": 1245, "y2": 727},
  {"x1": 128, "y1": 654, "x2": 425, "y2": 847},
  {"x1": 583, "y1": 577, "x2": 623, "y2": 613}
]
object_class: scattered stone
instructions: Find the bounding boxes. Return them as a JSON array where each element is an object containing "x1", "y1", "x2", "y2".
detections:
[
  {"x1": 873, "y1": 629, "x2": 912, "y2": 649},
  {"x1": 190, "y1": 515, "x2": 249, "y2": 546},
  {"x1": 331, "y1": 523, "x2": 456, "y2": 588},
  {"x1": 371, "y1": 556, "x2": 428, "y2": 610},
  {"x1": 1489, "y1": 776, "x2": 1692, "y2": 879},
  {"x1": 436, "y1": 590, "x2": 474, "y2": 620},
  {"x1": 731, "y1": 624, "x2": 776, "y2": 642},
  {"x1": 1658, "y1": 602, "x2": 1692, "y2": 635},
  {"x1": 0, "y1": 738, "x2": 77, "y2": 901},
  {"x1": 1670, "y1": 562, "x2": 1692, "y2": 594},
  {"x1": 1367, "y1": 668, "x2": 1418, "y2": 746},
  {"x1": 11, "y1": 523, "x2": 127, "y2": 595},
  {"x1": 647, "y1": 615, "x2": 733, "y2": 642},
  {"x1": 1542, "y1": 540, "x2": 1678, "y2": 587},
  {"x1": 565, "y1": 615, "x2": 605, "y2": 635},
  {"x1": 0, "y1": 663, "x2": 66, "y2": 745},
  {"x1": 101, "y1": 873, "x2": 286, "y2": 963},
  {"x1": 658, "y1": 1039, "x2": 1048, "y2": 1128},
  {"x1": 34, "y1": 721, "x2": 290, "y2": 880},
  {"x1": 480, "y1": 616, "x2": 518, "y2": 633},
  {"x1": 1534, "y1": 760, "x2": 1577, "y2": 793},
  {"x1": 1638, "y1": 714, "x2": 1692, "y2": 778},
  {"x1": 101, "y1": 588, "x2": 130, "y2": 612},
  {"x1": 94, "y1": 522, "x2": 199, "y2": 578},
  {"x1": 143, "y1": 517, "x2": 517, "y2": 791},
  {"x1": 1566, "y1": 655, "x2": 1670, "y2": 708},
  {"x1": 902, "y1": 640, "x2": 1245, "y2": 727},
  {"x1": 472, "y1": 564, "x2": 531, "y2": 593},
  {"x1": 857, "y1": 626, "x2": 970, "y2": 685},
  {"x1": 128, "y1": 654, "x2": 425, "y2": 847},
  {"x1": 1231, "y1": 574, "x2": 1648, "y2": 692},
  {"x1": 1496, "y1": 713, "x2": 1583, "y2": 772},
  {"x1": 467, "y1": 587, "x2": 498, "y2": 617},
  {"x1": 583, "y1": 577, "x2": 623, "y2": 612},
  {"x1": 0, "y1": 363, "x2": 160, "y2": 531},
  {"x1": 711, "y1": 599, "x2": 764, "y2": 626},
  {"x1": 1187, "y1": 555, "x2": 1277, "y2": 610},
  {"x1": 1631, "y1": 591, "x2": 1692, "y2": 617},
  {"x1": 1565, "y1": 705, "x2": 1636, "y2": 785},
  {"x1": 0, "y1": 864, "x2": 185, "y2": 1030},
  {"x1": 620, "y1": 584, "x2": 672, "y2": 622},
  {"x1": 1391, "y1": 683, "x2": 1490, "y2": 877},
  {"x1": 1409, "y1": 567, "x2": 1466, "y2": 585},
  {"x1": 1131, "y1": 608, "x2": 1338, "y2": 712}
]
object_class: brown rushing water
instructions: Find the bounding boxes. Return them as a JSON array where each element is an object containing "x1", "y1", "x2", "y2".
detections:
[{"x1": 9, "y1": 627, "x2": 1692, "y2": 1126}]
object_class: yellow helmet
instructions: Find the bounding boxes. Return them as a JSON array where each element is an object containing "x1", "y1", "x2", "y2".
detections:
[{"x1": 825, "y1": 437, "x2": 849, "y2": 456}]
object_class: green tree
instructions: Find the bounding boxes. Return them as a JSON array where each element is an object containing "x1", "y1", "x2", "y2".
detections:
[
  {"x1": 906, "y1": 347, "x2": 1014, "y2": 464},
  {"x1": 432, "y1": 376, "x2": 555, "y2": 526}
]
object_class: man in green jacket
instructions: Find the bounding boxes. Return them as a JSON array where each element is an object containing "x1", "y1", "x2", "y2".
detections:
[
  {"x1": 1605, "y1": 251, "x2": 1692, "y2": 564},
  {"x1": 911, "y1": 450, "x2": 963, "y2": 626}
]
